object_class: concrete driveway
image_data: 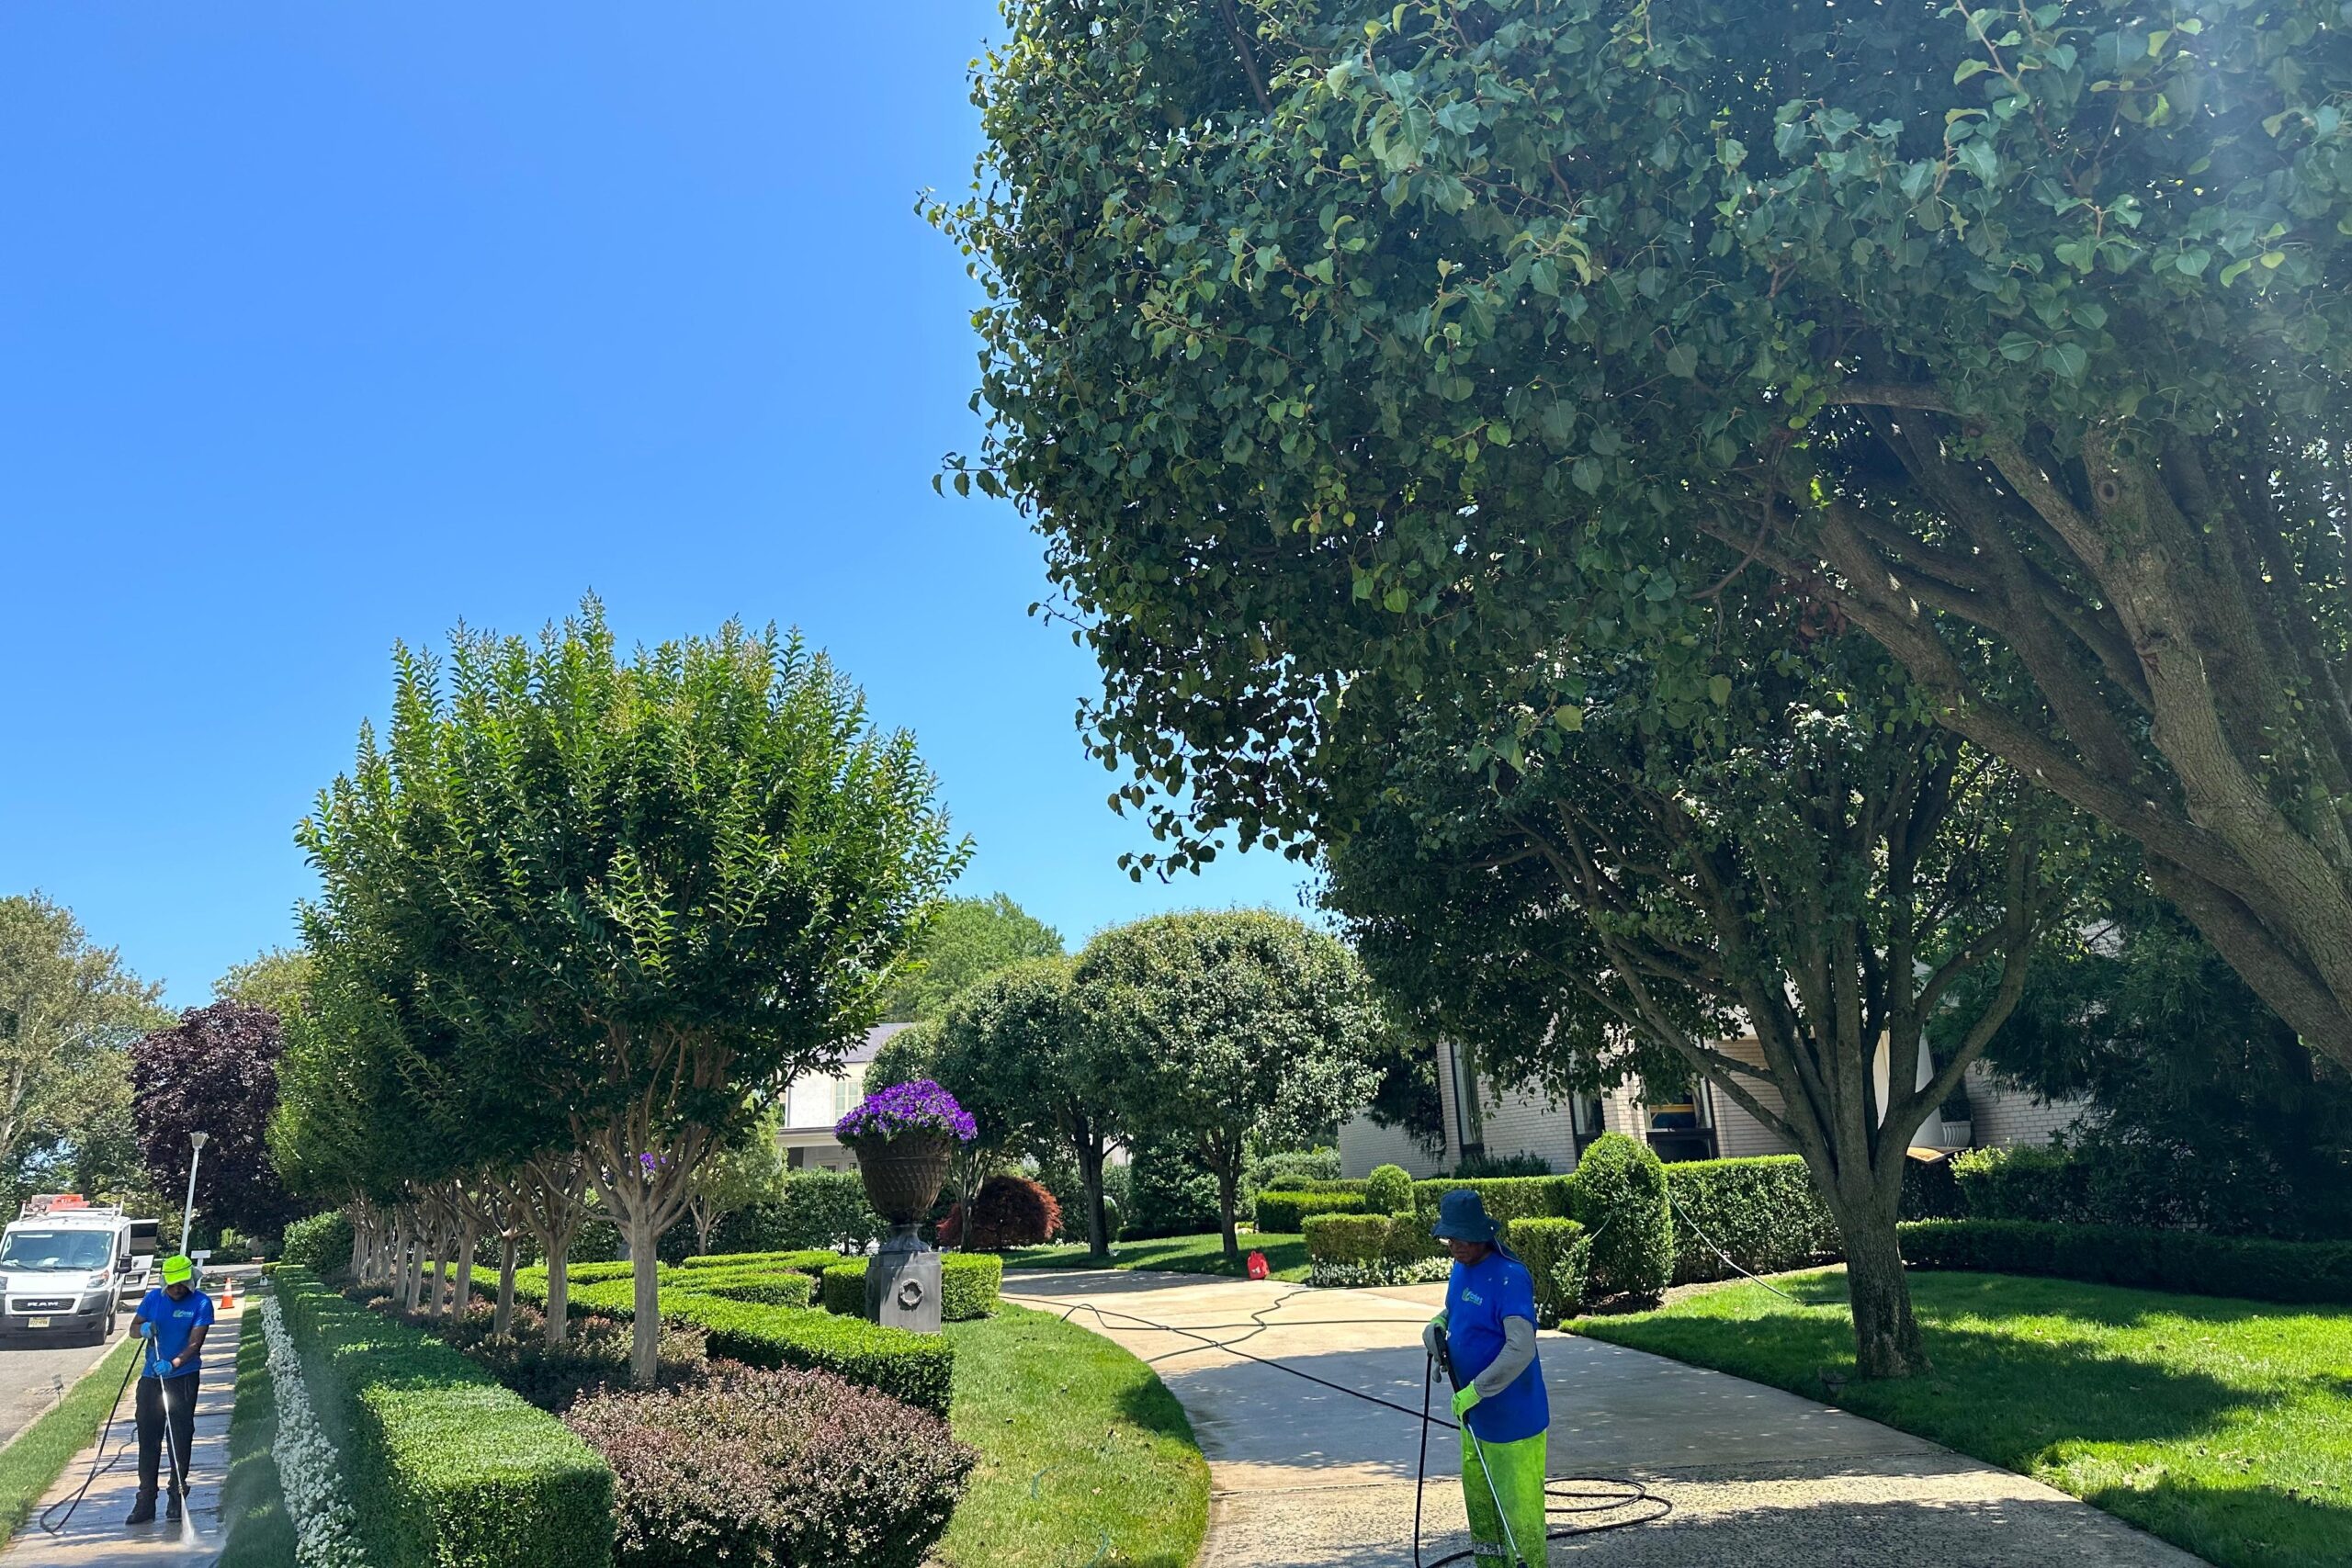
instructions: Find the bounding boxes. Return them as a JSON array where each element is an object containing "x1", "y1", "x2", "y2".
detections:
[{"x1": 1002, "y1": 1269, "x2": 2209, "y2": 1568}]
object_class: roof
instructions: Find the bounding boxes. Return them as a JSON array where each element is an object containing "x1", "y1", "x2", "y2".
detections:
[{"x1": 844, "y1": 1021, "x2": 914, "y2": 1066}]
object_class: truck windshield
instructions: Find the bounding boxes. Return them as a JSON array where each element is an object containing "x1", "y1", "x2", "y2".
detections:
[{"x1": 0, "y1": 1230, "x2": 113, "y2": 1271}]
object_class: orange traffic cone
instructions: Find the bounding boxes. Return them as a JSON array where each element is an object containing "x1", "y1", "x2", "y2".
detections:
[{"x1": 219, "y1": 1276, "x2": 236, "y2": 1309}]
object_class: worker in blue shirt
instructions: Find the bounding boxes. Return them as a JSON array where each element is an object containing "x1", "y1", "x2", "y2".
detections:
[
  {"x1": 1422, "y1": 1190, "x2": 1549, "y2": 1565},
  {"x1": 126, "y1": 1255, "x2": 212, "y2": 1526}
]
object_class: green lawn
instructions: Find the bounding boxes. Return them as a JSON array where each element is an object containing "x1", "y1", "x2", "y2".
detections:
[
  {"x1": 1576, "y1": 1269, "x2": 2352, "y2": 1568},
  {"x1": 937, "y1": 1304, "x2": 1209, "y2": 1568},
  {"x1": 216, "y1": 1304, "x2": 295, "y2": 1568},
  {"x1": 1001, "y1": 1231, "x2": 1309, "y2": 1282},
  {"x1": 0, "y1": 1333, "x2": 139, "y2": 1539}
]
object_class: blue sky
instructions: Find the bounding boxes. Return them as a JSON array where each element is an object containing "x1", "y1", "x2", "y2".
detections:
[{"x1": 0, "y1": 4, "x2": 1310, "y2": 1007}]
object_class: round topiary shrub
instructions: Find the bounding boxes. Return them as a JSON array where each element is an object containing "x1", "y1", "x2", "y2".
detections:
[
  {"x1": 280, "y1": 1210, "x2": 356, "y2": 1277},
  {"x1": 1571, "y1": 1133, "x2": 1674, "y2": 1303},
  {"x1": 567, "y1": 1364, "x2": 976, "y2": 1568},
  {"x1": 1364, "y1": 1164, "x2": 1415, "y2": 1217},
  {"x1": 941, "y1": 1174, "x2": 1062, "y2": 1250}
]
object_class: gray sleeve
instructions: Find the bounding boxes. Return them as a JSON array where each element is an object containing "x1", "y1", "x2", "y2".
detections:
[{"x1": 1472, "y1": 1315, "x2": 1537, "y2": 1400}]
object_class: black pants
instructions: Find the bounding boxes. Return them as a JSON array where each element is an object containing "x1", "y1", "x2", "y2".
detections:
[{"x1": 135, "y1": 1373, "x2": 198, "y2": 1495}]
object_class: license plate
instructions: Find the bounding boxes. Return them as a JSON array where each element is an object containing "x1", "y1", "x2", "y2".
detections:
[{"x1": 25, "y1": 1317, "x2": 48, "y2": 1329}]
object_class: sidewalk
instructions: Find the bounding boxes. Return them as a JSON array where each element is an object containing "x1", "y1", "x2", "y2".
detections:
[
  {"x1": 1, "y1": 1302, "x2": 244, "y2": 1568},
  {"x1": 1002, "y1": 1269, "x2": 2208, "y2": 1567}
]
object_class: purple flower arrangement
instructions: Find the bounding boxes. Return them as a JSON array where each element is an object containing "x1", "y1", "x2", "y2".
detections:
[{"x1": 835, "y1": 1079, "x2": 977, "y2": 1146}]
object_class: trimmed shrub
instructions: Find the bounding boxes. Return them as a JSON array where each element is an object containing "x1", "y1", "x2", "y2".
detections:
[
  {"x1": 1662, "y1": 1156, "x2": 1838, "y2": 1284},
  {"x1": 940, "y1": 1174, "x2": 1061, "y2": 1249},
  {"x1": 1249, "y1": 1146, "x2": 1344, "y2": 1188},
  {"x1": 1363, "y1": 1165, "x2": 1415, "y2": 1217},
  {"x1": 1900, "y1": 1151, "x2": 1965, "y2": 1222},
  {"x1": 1261, "y1": 1176, "x2": 1370, "y2": 1195},
  {"x1": 662, "y1": 1297, "x2": 956, "y2": 1416},
  {"x1": 678, "y1": 1248, "x2": 849, "y2": 1278},
  {"x1": 1897, "y1": 1219, "x2": 2352, "y2": 1303},
  {"x1": 1504, "y1": 1217, "x2": 1591, "y2": 1326},
  {"x1": 281, "y1": 1211, "x2": 356, "y2": 1276},
  {"x1": 275, "y1": 1268, "x2": 614, "y2": 1568},
  {"x1": 675, "y1": 1270, "x2": 819, "y2": 1311},
  {"x1": 567, "y1": 1365, "x2": 974, "y2": 1568},
  {"x1": 1448, "y1": 1150, "x2": 1554, "y2": 1179},
  {"x1": 566, "y1": 1259, "x2": 662, "y2": 1286},
  {"x1": 1408, "y1": 1176, "x2": 1574, "y2": 1233},
  {"x1": 1125, "y1": 1134, "x2": 1223, "y2": 1239},
  {"x1": 817, "y1": 1255, "x2": 1002, "y2": 1322},
  {"x1": 770, "y1": 1169, "x2": 888, "y2": 1253},
  {"x1": 1253, "y1": 1190, "x2": 1368, "y2": 1232},
  {"x1": 1570, "y1": 1134, "x2": 1673, "y2": 1303},
  {"x1": 1301, "y1": 1212, "x2": 1450, "y2": 1287}
]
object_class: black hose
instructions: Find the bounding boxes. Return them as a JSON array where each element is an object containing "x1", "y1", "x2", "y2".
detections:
[
  {"x1": 1001, "y1": 1284, "x2": 1672, "y2": 1562},
  {"x1": 36, "y1": 1335, "x2": 142, "y2": 1536}
]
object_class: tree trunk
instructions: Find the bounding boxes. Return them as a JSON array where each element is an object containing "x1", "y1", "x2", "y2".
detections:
[
  {"x1": 1827, "y1": 1185, "x2": 1927, "y2": 1380},
  {"x1": 424, "y1": 1228, "x2": 450, "y2": 1320},
  {"x1": 543, "y1": 1252, "x2": 571, "y2": 1347},
  {"x1": 690, "y1": 1200, "x2": 718, "y2": 1258},
  {"x1": 494, "y1": 1235, "x2": 518, "y2": 1338},
  {"x1": 1080, "y1": 1141, "x2": 1110, "y2": 1258},
  {"x1": 451, "y1": 1217, "x2": 478, "y2": 1317},
  {"x1": 627, "y1": 1209, "x2": 662, "y2": 1387},
  {"x1": 1216, "y1": 1165, "x2": 1240, "y2": 1262}
]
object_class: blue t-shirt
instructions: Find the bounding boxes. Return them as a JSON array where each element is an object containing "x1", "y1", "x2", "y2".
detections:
[
  {"x1": 1444, "y1": 1248, "x2": 1548, "y2": 1443},
  {"x1": 133, "y1": 1288, "x2": 214, "y2": 1381}
]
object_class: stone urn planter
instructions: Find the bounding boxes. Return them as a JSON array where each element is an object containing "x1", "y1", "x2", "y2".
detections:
[
  {"x1": 856, "y1": 1130, "x2": 955, "y2": 1228},
  {"x1": 836, "y1": 1079, "x2": 976, "y2": 1336}
]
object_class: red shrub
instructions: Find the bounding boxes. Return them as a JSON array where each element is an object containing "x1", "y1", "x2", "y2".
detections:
[{"x1": 940, "y1": 1175, "x2": 1061, "y2": 1249}]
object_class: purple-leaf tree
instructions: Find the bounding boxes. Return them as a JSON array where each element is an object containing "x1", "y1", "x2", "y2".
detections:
[{"x1": 131, "y1": 1000, "x2": 300, "y2": 1243}]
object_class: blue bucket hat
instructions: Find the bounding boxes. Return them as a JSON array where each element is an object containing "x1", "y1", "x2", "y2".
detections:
[{"x1": 1431, "y1": 1189, "x2": 1500, "y2": 1244}]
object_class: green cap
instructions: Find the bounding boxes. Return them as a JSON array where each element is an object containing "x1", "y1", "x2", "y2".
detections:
[{"x1": 160, "y1": 1255, "x2": 194, "y2": 1285}]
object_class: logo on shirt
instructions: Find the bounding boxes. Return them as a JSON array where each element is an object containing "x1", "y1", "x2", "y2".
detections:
[{"x1": 1462, "y1": 1289, "x2": 1484, "y2": 1306}]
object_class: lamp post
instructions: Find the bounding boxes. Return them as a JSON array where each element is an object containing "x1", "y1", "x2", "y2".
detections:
[{"x1": 181, "y1": 1132, "x2": 209, "y2": 1258}]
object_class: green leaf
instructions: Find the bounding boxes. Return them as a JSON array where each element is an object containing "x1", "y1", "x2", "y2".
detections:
[
  {"x1": 2041, "y1": 342, "x2": 2087, "y2": 381},
  {"x1": 1665, "y1": 344, "x2": 1699, "y2": 378},
  {"x1": 1997, "y1": 332, "x2": 2041, "y2": 362},
  {"x1": 1708, "y1": 674, "x2": 1733, "y2": 706},
  {"x1": 1953, "y1": 59, "x2": 1993, "y2": 85}
]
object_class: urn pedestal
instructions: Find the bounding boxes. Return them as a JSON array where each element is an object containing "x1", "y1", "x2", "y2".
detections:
[{"x1": 853, "y1": 1132, "x2": 953, "y2": 1335}]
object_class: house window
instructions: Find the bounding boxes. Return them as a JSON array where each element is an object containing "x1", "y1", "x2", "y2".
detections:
[
  {"x1": 832, "y1": 1075, "x2": 853, "y2": 1117},
  {"x1": 1645, "y1": 1086, "x2": 1718, "y2": 1162},
  {"x1": 1571, "y1": 1093, "x2": 1608, "y2": 1153},
  {"x1": 786, "y1": 1146, "x2": 805, "y2": 1170}
]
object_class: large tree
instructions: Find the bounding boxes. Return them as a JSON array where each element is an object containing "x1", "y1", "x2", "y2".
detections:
[
  {"x1": 0, "y1": 895, "x2": 164, "y2": 1205},
  {"x1": 933, "y1": 957, "x2": 1125, "y2": 1256},
  {"x1": 131, "y1": 1000, "x2": 301, "y2": 1243},
  {"x1": 1326, "y1": 634, "x2": 2075, "y2": 1374},
  {"x1": 944, "y1": 0, "x2": 2352, "y2": 1068},
  {"x1": 880, "y1": 894, "x2": 1066, "y2": 1021},
  {"x1": 299, "y1": 603, "x2": 963, "y2": 1382},
  {"x1": 1073, "y1": 911, "x2": 1385, "y2": 1260}
]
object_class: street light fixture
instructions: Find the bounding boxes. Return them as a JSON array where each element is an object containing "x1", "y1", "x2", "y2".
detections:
[{"x1": 181, "y1": 1132, "x2": 209, "y2": 1260}]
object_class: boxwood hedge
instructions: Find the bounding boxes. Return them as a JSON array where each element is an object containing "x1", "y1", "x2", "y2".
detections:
[
  {"x1": 679, "y1": 1248, "x2": 865, "y2": 1278},
  {"x1": 1252, "y1": 1190, "x2": 1368, "y2": 1233},
  {"x1": 816, "y1": 1255, "x2": 1003, "y2": 1322},
  {"x1": 1504, "y1": 1217, "x2": 1590, "y2": 1326},
  {"x1": 275, "y1": 1268, "x2": 614, "y2": 1568},
  {"x1": 662, "y1": 1297, "x2": 955, "y2": 1416},
  {"x1": 1897, "y1": 1219, "x2": 2352, "y2": 1304},
  {"x1": 1661, "y1": 1156, "x2": 1839, "y2": 1284},
  {"x1": 1408, "y1": 1176, "x2": 1574, "y2": 1231}
]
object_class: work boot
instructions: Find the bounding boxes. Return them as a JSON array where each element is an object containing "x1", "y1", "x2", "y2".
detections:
[
  {"x1": 164, "y1": 1489, "x2": 184, "y2": 1523},
  {"x1": 124, "y1": 1490, "x2": 156, "y2": 1526}
]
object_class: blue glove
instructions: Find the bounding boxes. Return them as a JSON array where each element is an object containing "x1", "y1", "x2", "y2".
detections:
[
  {"x1": 137, "y1": 1321, "x2": 153, "y2": 1339},
  {"x1": 1451, "y1": 1383, "x2": 1483, "y2": 1421}
]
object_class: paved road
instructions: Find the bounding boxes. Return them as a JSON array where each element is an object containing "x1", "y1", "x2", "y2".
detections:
[
  {"x1": 0, "y1": 1316, "x2": 130, "y2": 1451},
  {"x1": 1003, "y1": 1269, "x2": 2209, "y2": 1568}
]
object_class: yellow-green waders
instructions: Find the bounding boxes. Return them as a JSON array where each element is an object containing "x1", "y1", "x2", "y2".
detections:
[{"x1": 1460, "y1": 1427, "x2": 1549, "y2": 1566}]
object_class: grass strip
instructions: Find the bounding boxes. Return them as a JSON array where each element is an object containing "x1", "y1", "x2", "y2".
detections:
[
  {"x1": 934, "y1": 1305, "x2": 1208, "y2": 1568},
  {"x1": 1001, "y1": 1231, "x2": 1309, "y2": 1282},
  {"x1": 216, "y1": 1306, "x2": 296, "y2": 1568},
  {"x1": 1575, "y1": 1269, "x2": 2352, "y2": 1568},
  {"x1": 0, "y1": 1334, "x2": 141, "y2": 1539}
]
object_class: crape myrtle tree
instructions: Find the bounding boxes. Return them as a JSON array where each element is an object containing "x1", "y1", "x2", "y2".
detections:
[
  {"x1": 1325, "y1": 629, "x2": 2077, "y2": 1375},
  {"x1": 131, "y1": 1001, "x2": 301, "y2": 1246},
  {"x1": 940, "y1": 0, "x2": 2352, "y2": 1072},
  {"x1": 299, "y1": 604, "x2": 963, "y2": 1383},
  {"x1": 1073, "y1": 911, "x2": 1385, "y2": 1261},
  {"x1": 935, "y1": 957, "x2": 1125, "y2": 1256}
]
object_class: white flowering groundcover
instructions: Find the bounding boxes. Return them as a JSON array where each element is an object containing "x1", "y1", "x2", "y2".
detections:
[{"x1": 259, "y1": 1290, "x2": 368, "y2": 1568}]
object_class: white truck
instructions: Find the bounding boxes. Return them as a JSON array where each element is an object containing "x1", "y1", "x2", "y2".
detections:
[{"x1": 0, "y1": 1197, "x2": 157, "y2": 1347}]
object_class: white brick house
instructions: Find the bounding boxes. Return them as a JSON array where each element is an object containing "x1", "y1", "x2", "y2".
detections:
[
  {"x1": 775, "y1": 1022, "x2": 914, "y2": 1173},
  {"x1": 1339, "y1": 1037, "x2": 2085, "y2": 1178}
]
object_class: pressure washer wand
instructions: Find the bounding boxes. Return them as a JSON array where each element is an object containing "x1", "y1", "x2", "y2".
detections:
[{"x1": 1429, "y1": 1338, "x2": 1531, "y2": 1568}]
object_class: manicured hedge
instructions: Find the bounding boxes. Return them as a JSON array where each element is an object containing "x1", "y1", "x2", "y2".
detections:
[
  {"x1": 1504, "y1": 1217, "x2": 1590, "y2": 1326},
  {"x1": 1408, "y1": 1176, "x2": 1574, "y2": 1230},
  {"x1": 275, "y1": 1268, "x2": 615, "y2": 1568},
  {"x1": 817, "y1": 1255, "x2": 1004, "y2": 1322},
  {"x1": 662, "y1": 1297, "x2": 955, "y2": 1416},
  {"x1": 1253, "y1": 1190, "x2": 1368, "y2": 1232},
  {"x1": 1364, "y1": 1165, "x2": 1415, "y2": 1216},
  {"x1": 678, "y1": 1248, "x2": 856, "y2": 1278},
  {"x1": 1897, "y1": 1220, "x2": 2352, "y2": 1304},
  {"x1": 1662, "y1": 1156, "x2": 1839, "y2": 1284},
  {"x1": 1571, "y1": 1134, "x2": 1673, "y2": 1302},
  {"x1": 1259, "y1": 1176, "x2": 1370, "y2": 1195},
  {"x1": 1301, "y1": 1213, "x2": 1451, "y2": 1286},
  {"x1": 280, "y1": 1211, "x2": 356, "y2": 1276},
  {"x1": 678, "y1": 1272, "x2": 818, "y2": 1310}
]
